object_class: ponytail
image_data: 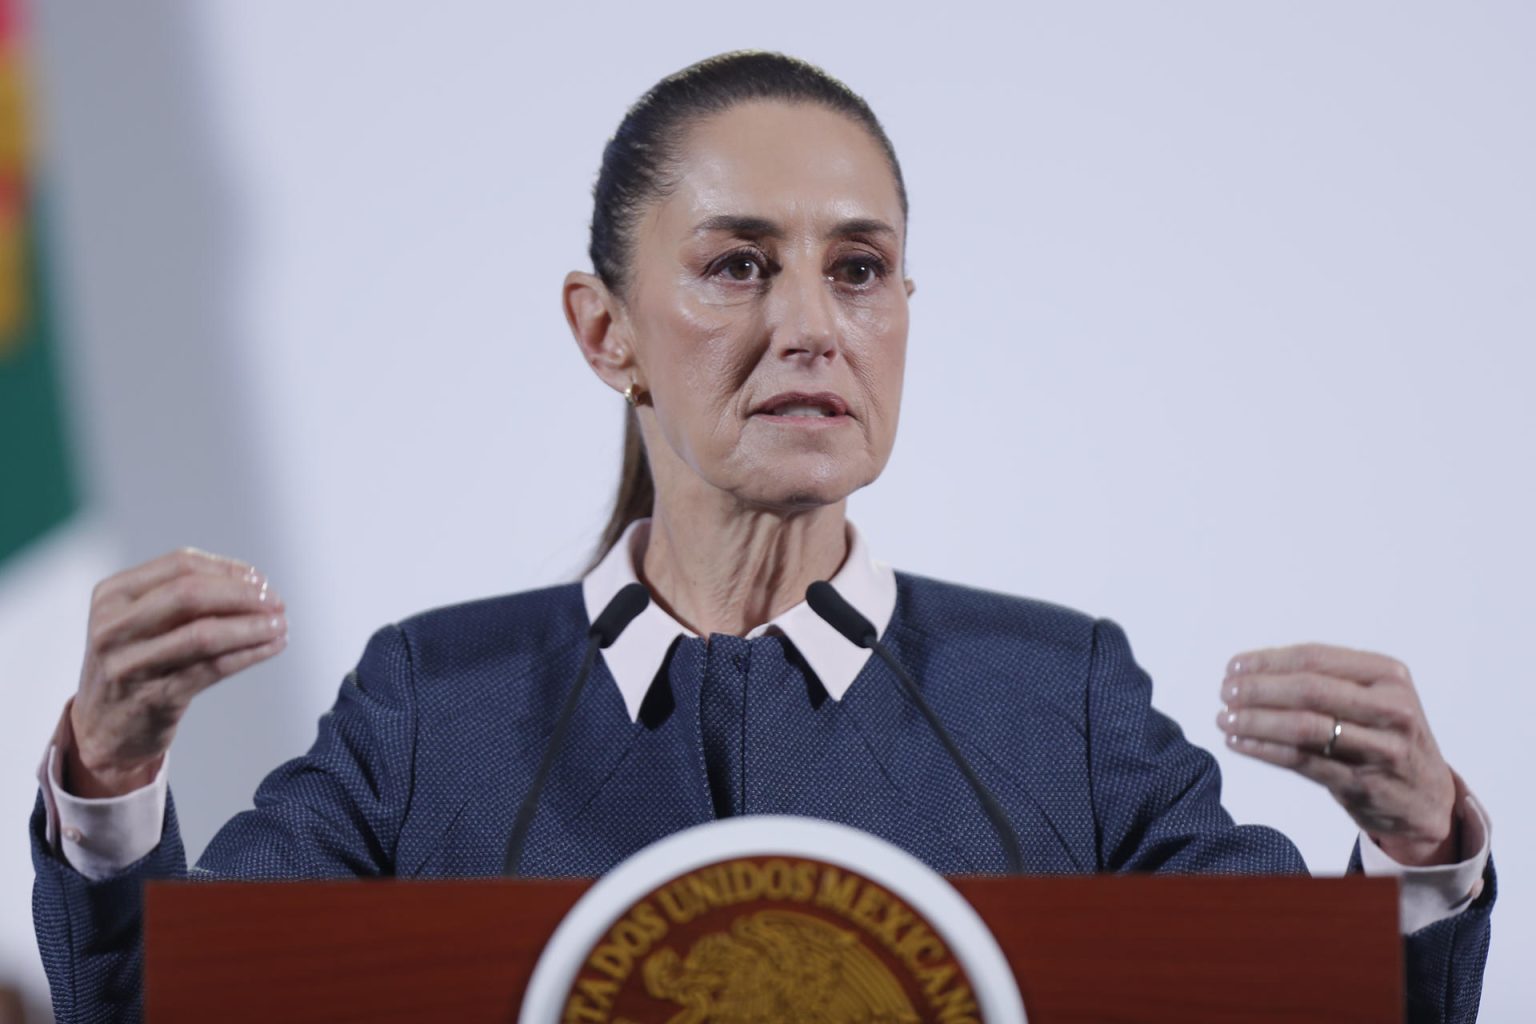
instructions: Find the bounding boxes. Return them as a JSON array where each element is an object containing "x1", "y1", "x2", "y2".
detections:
[{"x1": 587, "y1": 406, "x2": 654, "y2": 571}]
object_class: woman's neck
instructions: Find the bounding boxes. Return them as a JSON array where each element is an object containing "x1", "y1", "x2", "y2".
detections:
[{"x1": 639, "y1": 498, "x2": 848, "y2": 637}]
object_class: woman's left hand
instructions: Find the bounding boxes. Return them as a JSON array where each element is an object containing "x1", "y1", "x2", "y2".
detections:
[{"x1": 1216, "y1": 643, "x2": 1458, "y2": 867}]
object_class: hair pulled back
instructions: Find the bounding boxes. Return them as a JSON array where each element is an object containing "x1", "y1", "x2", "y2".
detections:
[{"x1": 587, "y1": 51, "x2": 908, "y2": 568}]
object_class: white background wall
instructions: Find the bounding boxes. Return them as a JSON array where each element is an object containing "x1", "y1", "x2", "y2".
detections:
[{"x1": 2, "y1": 1, "x2": 1530, "y2": 1019}]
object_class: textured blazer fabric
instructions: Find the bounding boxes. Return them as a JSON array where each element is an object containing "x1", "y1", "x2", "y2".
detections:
[{"x1": 32, "y1": 573, "x2": 1495, "y2": 1022}]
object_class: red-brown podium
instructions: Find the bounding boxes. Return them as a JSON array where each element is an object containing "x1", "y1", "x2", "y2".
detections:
[{"x1": 144, "y1": 875, "x2": 1402, "y2": 1022}]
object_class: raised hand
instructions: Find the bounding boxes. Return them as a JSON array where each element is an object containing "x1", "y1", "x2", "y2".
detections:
[
  {"x1": 66, "y1": 548, "x2": 288, "y2": 798},
  {"x1": 1216, "y1": 643, "x2": 1458, "y2": 867}
]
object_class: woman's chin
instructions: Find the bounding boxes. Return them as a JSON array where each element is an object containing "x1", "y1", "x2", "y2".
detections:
[{"x1": 732, "y1": 471, "x2": 871, "y2": 512}]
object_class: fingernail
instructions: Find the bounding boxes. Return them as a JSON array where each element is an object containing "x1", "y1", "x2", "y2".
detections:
[
  {"x1": 244, "y1": 567, "x2": 264, "y2": 584},
  {"x1": 269, "y1": 615, "x2": 285, "y2": 634},
  {"x1": 1224, "y1": 681, "x2": 1240, "y2": 701},
  {"x1": 1228, "y1": 658, "x2": 1245, "y2": 675},
  {"x1": 1226, "y1": 733, "x2": 1240, "y2": 747},
  {"x1": 256, "y1": 580, "x2": 271, "y2": 602},
  {"x1": 1223, "y1": 710, "x2": 1239, "y2": 727}
]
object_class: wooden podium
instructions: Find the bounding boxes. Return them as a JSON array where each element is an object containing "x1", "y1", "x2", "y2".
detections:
[{"x1": 144, "y1": 875, "x2": 1402, "y2": 1022}]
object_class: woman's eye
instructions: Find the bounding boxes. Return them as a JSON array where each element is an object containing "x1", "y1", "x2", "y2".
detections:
[
  {"x1": 833, "y1": 256, "x2": 885, "y2": 287},
  {"x1": 716, "y1": 254, "x2": 765, "y2": 281}
]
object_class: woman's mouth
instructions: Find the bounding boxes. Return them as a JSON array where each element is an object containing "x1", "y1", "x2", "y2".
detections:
[
  {"x1": 769, "y1": 403, "x2": 837, "y2": 418},
  {"x1": 752, "y1": 392, "x2": 850, "y2": 422}
]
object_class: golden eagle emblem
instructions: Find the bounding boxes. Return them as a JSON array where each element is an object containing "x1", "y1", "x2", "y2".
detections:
[{"x1": 642, "y1": 909, "x2": 919, "y2": 1024}]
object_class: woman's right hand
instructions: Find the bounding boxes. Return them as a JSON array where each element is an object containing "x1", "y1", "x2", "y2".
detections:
[{"x1": 65, "y1": 548, "x2": 288, "y2": 798}]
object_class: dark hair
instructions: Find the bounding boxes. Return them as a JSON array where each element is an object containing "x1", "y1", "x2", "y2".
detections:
[{"x1": 587, "y1": 51, "x2": 908, "y2": 568}]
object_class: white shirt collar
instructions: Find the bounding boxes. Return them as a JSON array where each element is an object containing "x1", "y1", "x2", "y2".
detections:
[{"x1": 581, "y1": 518, "x2": 898, "y2": 721}]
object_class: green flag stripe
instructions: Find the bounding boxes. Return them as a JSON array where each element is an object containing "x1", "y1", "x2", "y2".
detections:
[{"x1": 0, "y1": 216, "x2": 78, "y2": 563}]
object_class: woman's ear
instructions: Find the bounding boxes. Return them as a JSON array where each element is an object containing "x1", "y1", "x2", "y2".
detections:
[{"x1": 564, "y1": 270, "x2": 634, "y2": 393}]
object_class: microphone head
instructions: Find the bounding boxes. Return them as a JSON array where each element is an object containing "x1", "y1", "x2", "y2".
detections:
[
  {"x1": 590, "y1": 582, "x2": 650, "y2": 648},
  {"x1": 805, "y1": 580, "x2": 878, "y2": 649}
]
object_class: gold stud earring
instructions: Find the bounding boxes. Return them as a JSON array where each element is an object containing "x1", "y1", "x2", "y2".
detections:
[{"x1": 623, "y1": 381, "x2": 640, "y2": 407}]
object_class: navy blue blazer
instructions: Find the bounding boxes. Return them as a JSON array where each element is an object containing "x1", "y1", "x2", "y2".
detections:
[{"x1": 31, "y1": 573, "x2": 1494, "y2": 1022}]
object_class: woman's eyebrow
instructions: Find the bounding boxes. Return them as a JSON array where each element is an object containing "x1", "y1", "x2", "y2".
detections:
[
  {"x1": 690, "y1": 215, "x2": 898, "y2": 241},
  {"x1": 830, "y1": 218, "x2": 897, "y2": 240},
  {"x1": 693, "y1": 214, "x2": 782, "y2": 238}
]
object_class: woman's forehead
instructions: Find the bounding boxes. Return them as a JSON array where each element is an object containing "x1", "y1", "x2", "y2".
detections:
[{"x1": 653, "y1": 101, "x2": 905, "y2": 242}]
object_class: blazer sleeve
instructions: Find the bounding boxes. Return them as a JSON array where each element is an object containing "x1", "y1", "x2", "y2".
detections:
[
  {"x1": 30, "y1": 623, "x2": 419, "y2": 1024},
  {"x1": 1084, "y1": 617, "x2": 1305, "y2": 875},
  {"x1": 1085, "y1": 617, "x2": 1494, "y2": 1024},
  {"x1": 1346, "y1": 840, "x2": 1497, "y2": 1024}
]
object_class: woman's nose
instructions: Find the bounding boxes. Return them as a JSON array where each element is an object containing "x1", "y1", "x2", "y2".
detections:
[{"x1": 768, "y1": 265, "x2": 839, "y2": 364}]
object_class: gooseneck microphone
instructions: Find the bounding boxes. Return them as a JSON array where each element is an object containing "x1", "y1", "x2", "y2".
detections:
[
  {"x1": 502, "y1": 582, "x2": 650, "y2": 875},
  {"x1": 806, "y1": 580, "x2": 1027, "y2": 875}
]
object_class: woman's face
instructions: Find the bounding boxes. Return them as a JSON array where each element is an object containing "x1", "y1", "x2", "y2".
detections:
[{"x1": 615, "y1": 101, "x2": 911, "y2": 513}]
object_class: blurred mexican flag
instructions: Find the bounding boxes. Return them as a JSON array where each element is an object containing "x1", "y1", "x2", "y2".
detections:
[{"x1": 0, "y1": 0, "x2": 76, "y2": 566}]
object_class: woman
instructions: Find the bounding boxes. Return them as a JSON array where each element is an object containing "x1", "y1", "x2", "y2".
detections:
[{"x1": 33, "y1": 52, "x2": 1491, "y2": 1021}]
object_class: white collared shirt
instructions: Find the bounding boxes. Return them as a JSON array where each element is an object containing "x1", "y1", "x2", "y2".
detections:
[{"x1": 582, "y1": 518, "x2": 897, "y2": 721}]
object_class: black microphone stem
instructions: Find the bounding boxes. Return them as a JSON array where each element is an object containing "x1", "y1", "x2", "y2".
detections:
[
  {"x1": 503, "y1": 582, "x2": 649, "y2": 876},
  {"x1": 865, "y1": 642, "x2": 1025, "y2": 875},
  {"x1": 502, "y1": 635, "x2": 601, "y2": 876},
  {"x1": 805, "y1": 579, "x2": 1056, "y2": 875}
]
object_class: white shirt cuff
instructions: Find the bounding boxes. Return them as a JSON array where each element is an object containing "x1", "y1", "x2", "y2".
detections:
[
  {"x1": 35, "y1": 717, "x2": 170, "y2": 882},
  {"x1": 1356, "y1": 779, "x2": 1491, "y2": 936}
]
